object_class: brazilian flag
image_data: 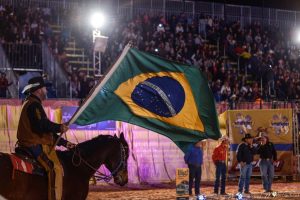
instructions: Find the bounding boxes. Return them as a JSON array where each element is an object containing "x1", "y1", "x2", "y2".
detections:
[{"x1": 69, "y1": 44, "x2": 221, "y2": 152}]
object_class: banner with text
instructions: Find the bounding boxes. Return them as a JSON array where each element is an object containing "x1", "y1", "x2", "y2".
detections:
[
  {"x1": 62, "y1": 106, "x2": 116, "y2": 130},
  {"x1": 227, "y1": 109, "x2": 293, "y2": 176},
  {"x1": 176, "y1": 168, "x2": 189, "y2": 200}
]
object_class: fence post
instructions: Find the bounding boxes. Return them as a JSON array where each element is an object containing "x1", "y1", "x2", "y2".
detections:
[
  {"x1": 117, "y1": 0, "x2": 120, "y2": 15},
  {"x1": 70, "y1": 79, "x2": 72, "y2": 99},
  {"x1": 237, "y1": 56, "x2": 240, "y2": 75},
  {"x1": 295, "y1": 11, "x2": 297, "y2": 27},
  {"x1": 269, "y1": 8, "x2": 271, "y2": 26},
  {"x1": 130, "y1": 0, "x2": 133, "y2": 19},
  {"x1": 193, "y1": 1, "x2": 195, "y2": 19},
  {"x1": 222, "y1": 3, "x2": 224, "y2": 19},
  {"x1": 17, "y1": 80, "x2": 20, "y2": 99},
  {"x1": 163, "y1": 0, "x2": 166, "y2": 16},
  {"x1": 260, "y1": 99, "x2": 262, "y2": 109},
  {"x1": 240, "y1": 6, "x2": 243, "y2": 28},
  {"x1": 250, "y1": 6, "x2": 252, "y2": 25},
  {"x1": 212, "y1": 2, "x2": 214, "y2": 17},
  {"x1": 276, "y1": 9, "x2": 278, "y2": 25}
]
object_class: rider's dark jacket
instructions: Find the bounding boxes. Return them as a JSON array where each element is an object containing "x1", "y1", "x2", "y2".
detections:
[{"x1": 17, "y1": 94, "x2": 67, "y2": 147}]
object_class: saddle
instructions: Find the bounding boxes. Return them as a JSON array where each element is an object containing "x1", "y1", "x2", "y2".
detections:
[{"x1": 10, "y1": 147, "x2": 46, "y2": 177}]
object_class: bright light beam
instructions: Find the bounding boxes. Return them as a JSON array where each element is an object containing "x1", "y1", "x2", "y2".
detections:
[
  {"x1": 90, "y1": 13, "x2": 105, "y2": 29},
  {"x1": 294, "y1": 29, "x2": 300, "y2": 43}
]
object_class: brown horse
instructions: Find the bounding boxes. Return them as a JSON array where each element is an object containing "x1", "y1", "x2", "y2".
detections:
[{"x1": 0, "y1": 133, "x2": 129, "y2": 200}]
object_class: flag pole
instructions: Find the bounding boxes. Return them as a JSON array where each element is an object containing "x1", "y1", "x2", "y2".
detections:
[
  {"x1": 68, "y1": 43, "x2": 131, "y2": 125},
  {"x1": 49, "y1": 43, "x2": 132, "y2": 153}
]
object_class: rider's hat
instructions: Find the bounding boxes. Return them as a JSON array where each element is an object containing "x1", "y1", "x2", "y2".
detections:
[{"x1": 22, "y1": 76, "x2": 48, "y2": 94}]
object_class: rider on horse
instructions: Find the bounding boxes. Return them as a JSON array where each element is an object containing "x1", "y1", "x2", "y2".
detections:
[{"x1": 16, "y1": 76, "x2": 75, "y2": 200}]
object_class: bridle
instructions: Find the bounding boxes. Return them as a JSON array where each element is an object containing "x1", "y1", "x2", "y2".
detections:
[{"x1": 71, "y1": 139, "x2": 127, "y2": 182}]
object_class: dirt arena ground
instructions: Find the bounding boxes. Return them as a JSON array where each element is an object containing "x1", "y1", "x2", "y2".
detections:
[{"x1": 87, "y1": 181, "x2": 300, "y2": 200}]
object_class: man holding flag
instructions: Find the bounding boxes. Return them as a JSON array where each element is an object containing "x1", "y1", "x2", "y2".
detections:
[{"x1": 17, "y1": 76, "x2": 75, "y2": 200}]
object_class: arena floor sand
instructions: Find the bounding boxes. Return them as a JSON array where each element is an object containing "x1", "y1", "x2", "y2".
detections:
[{"x1": 87, "y1": 182, "x2": 300, "y2": 200}]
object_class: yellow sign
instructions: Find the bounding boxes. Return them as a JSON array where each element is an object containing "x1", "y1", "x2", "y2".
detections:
[
  {"x1": 227, "y1": 109, "x2": 293, "y2": 175},
  {"x1": 176, "y1": 168, "x2": 189, "y2": 199}
]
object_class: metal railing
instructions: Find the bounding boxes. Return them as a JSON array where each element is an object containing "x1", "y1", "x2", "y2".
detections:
[
  {"x1": 216, "y1": 100, "x2": 300, "y2": 114},
  {"x1": 0, "y1": 0, "x2": 300, "y2": 29},
  {"x1": 0, "y1": 42, "x2": 71, "y2": 98},
  {"x1": 0, "y1": 0, "x2": 80, "y2": 9},
  {"x1": 116, "y1": 0, "x2": 300, "y2": 29},
  {"x1": 0, "y1": 44, "x2": 18, "y2": 98},
  {"x1": 41, "y1": 41, "x2": 68, "y2": 98},
  {"x1": 1, "y1": 43, "x2": 42, "y2": 71}
]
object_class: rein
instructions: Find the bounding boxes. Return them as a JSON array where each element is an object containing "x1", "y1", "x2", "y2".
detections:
[{"x1": 71, "y1": 140, "x2": 127, "y2": 182}]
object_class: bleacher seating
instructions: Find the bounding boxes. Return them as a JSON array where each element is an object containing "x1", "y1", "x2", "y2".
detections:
[{"x1": 0, "y1": 1, "x2": 299, "y2": 103}]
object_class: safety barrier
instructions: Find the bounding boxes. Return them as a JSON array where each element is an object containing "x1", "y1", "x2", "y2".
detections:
[{"x1": 1, "y1": 43, "x2": 42, "y2": 71}]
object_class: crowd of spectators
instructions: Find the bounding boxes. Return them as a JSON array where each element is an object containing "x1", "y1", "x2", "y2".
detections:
[
  {"x1": 0, "y1": 4, "x2": 67, "y2": 73},
  {"x1": 92, "y1": 12, "x2": 300, "y2": 104},
  {"x1": 0, "y1": 5, "x2": 44, "y2": 68},
  {"x1": 0, "y1": 4, "x2": 80, "y2": 98},
  {"x1": 0, "y1": 4, "x2": 67, "y2": 53},
  {"x1": 1, "y1": 3, "x2": 300, "y2": 103}
]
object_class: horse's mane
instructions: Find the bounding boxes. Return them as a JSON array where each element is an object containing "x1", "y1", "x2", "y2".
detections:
[
  {"x1": 58, "y1": 134, "x2": 118, "y2": 159},
  {"x1": 77, "y1": 134, "x2": 117, "y2": 150}
]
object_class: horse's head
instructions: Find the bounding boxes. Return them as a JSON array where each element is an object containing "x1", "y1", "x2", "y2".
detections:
[
  {"x1": 68, "y1": 133, "x2": 129, "y2": 186},
  {"x1": 104, "y1": 132, "x2": 129, "y2": 186}
]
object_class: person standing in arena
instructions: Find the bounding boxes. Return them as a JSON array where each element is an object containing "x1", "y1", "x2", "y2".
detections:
[
  {"x1": 0, "y1": 72, "x2": 12, "y2": 98},
  {"x1": 184, "y1": 140, "x2": 204, "y2": 197},
  {"x1": 16, "y1": 76, "x2": 75, "y2": 200},
  {"x1": 212, "y1": 135, "x2": 229, "y2": 195},
  {"x1": 236, "y1": 133, "x2": 256, "y2": 194},
  {"x1": 257, "y1": 133, "x2": 277, "y2": 193}
]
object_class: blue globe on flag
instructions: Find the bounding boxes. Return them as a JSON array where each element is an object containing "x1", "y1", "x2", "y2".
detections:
[{"x1": 131, "y1": 76, "x2": 185, "y2": 118}]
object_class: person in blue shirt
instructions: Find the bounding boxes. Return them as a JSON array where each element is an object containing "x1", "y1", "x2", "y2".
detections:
[{"x1": 184, "y1": 140, "x2": 204, "y2": 197}]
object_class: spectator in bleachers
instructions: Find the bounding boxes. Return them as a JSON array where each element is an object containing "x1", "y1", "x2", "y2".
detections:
[
  {"x1": 0, "y1": 71, "x2": 12, "y2": 98},
  {"x1": 1, "y1": 3, "x2": 300, "y2": 102}
]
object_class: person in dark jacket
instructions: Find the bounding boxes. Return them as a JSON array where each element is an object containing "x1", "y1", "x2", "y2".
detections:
[
  {"x1": 236, "y1": 133, "x2": 256, "y2": 194},
  {"x1": 17, "y1": 76, "x2": 75, "y2": 200},
  {"x1": 184, "y1": 140, "x2": 204, "y2": 197},
  {"x1": 257, "y1": 133, "x2": 277, "y2": 193}
]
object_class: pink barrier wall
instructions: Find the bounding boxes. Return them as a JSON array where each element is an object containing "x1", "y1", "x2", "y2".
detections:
[{"x1": 0, "y1": 99, "x2": 296, "y2": 183}]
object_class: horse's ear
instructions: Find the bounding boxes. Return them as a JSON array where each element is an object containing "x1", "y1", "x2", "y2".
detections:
[{"x1": 120, "y1": 132, "x2": 125, "y2": 140}]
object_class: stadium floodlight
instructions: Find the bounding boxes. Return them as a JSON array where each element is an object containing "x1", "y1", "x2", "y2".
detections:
[
  {"x1": 90, "y1": 13, "x2": 105, "y2": 29},
  {"x1": 294, "y1": 28, "x2": 300, "y2": 43},
  {"x1": 90, "y1": 12, "x2": 107, "y2": 76}
]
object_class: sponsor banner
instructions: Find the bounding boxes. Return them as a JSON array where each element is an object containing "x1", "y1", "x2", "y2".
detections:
[
  {"x1": 176, "y1": 168, "x2": 189, "y2": 200},
  {"x1": 62, "y1": 106, "x2": 116, "y2": 130},
  {"x1": 227, "y1": 109, "x2": 293, "y2": 176}
]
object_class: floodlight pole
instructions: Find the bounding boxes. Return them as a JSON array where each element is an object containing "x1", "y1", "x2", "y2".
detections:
[{"x1": 93, "y1": 29, "x2": 102, "y2": 76}]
